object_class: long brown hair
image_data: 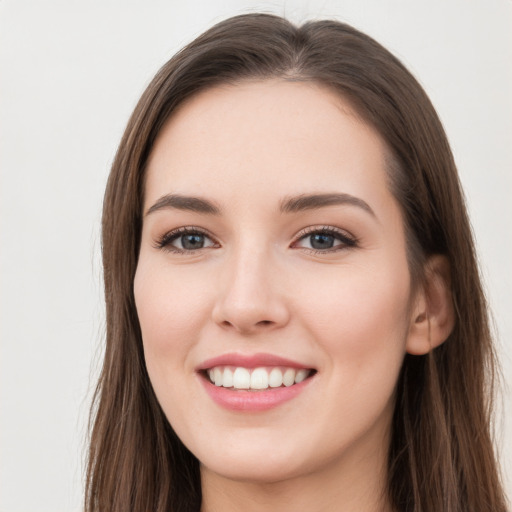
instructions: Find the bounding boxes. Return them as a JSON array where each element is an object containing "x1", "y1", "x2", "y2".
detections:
[{"x1": 86, "y1": 13, "x2": 508, "y2": 512}]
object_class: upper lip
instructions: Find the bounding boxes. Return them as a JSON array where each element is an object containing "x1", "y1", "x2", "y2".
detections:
[{"x1": 196, "y1": 353, "x2": 314, "y2": 371}]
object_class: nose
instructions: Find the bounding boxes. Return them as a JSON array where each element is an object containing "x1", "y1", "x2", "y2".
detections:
[{"x1": 211, "y1": 247, "x2": 290, "y2": 335}]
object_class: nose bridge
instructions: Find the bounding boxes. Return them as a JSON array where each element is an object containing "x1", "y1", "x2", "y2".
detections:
[{"x1": 212, "y1": 237, "x2": 289, "y2": 333}]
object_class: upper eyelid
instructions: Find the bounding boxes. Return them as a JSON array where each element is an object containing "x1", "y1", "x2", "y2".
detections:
[
  {"x1": 154, "y1": 226, "x2": 218, "y2": 249},
  {"x1": 292, "y1": 225, "x2": 356, "y2": 241},
  {"x1": 163, "y1": 225, "x2": 215, "y2": 238}
]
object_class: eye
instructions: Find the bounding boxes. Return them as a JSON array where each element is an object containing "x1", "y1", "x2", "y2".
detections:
[
  {"x1": 292, "y1": 226, "x2": 357, "y2": 253},
  {"x1": 155, "y1": 227, "x2": 218, "y2": 253}
]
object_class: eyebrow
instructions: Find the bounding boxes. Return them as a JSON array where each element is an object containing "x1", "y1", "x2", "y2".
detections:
[
  {"x1": 145, "y1": 194, "x2": 221, "y2": 216},
  {"x1": 280, "y1": 193, "x2": 376, "y2": 217},
  {"x1": 145, "y1": 192, "x2": 375, "y2": 218}
]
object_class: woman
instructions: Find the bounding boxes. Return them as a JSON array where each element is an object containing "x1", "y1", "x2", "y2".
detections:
[{"x1": 85, "y1": 13, "x2": 508, "y2": 512}]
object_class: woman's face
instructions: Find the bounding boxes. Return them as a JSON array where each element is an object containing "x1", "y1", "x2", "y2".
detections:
[{"x1": 134, "y1": 80, "x2": 417, "y2": 484}]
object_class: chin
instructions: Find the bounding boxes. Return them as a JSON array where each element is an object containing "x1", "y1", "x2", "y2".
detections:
[
  {"x1": 194, "y1": 426, "x2": 339, "y2": 486},
  {"x1": 200, "y1": 454, "x2": 305, "y2": 485},
  {"x1": 184, "y1": 427, "x2": 302, "y2": 482}
]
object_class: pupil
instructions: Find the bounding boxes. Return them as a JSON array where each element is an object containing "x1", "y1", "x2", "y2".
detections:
[
  {"x1": 310, "y1": 233, "x2": 334, "y2": 249},
  {"x1": 182, "y1": 234, "x2": 204, "y2": 250}
]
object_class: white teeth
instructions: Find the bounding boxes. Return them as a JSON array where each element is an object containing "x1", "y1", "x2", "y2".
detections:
[
  {"x1": 222, "y1": 367, "x2": 233, "y2": 388},
  {"x1": 250, "y1": 368, "x2": 269, "y2": 390},
  {"x1": 268, "y1": 367, "x2": 283, "y2": 388},
  {"x1": 295, "y1": 369, "x2": 309, "y2": 384},
  {"x1": 207, "y1": 366, "x2": 312, "y2": 390},
  {"x1": 283, "y1": 368, "x2": 296, "y2": 387},
  {"x1": 214, "y1": 367, "x2": 223, "y2": 386},
  {"x1": 232, "y1": 367, "x2": 251, "y2": 389}
]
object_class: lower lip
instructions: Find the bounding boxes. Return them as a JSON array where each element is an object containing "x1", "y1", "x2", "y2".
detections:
[{"x1": 199, "y1": 374, "x2": 313, "y2": 411}]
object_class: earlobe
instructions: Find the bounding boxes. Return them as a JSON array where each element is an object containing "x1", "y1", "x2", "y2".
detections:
[{"x1": 406, "y1": 255, "x2": 455, "y2": 355}]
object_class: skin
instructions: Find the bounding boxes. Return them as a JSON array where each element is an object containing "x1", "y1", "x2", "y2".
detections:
[{"x1": 134, "y1": 80, "x2": 446, "y2": 512}]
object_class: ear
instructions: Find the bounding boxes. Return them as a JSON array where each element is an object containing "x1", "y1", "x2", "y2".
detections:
[{"x1": 406, "y1": 255, "x2": 455, "y2": 355}]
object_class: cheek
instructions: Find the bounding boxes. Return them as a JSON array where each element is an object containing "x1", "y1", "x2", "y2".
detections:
[
  {"x1": 293, "y1": 262, "x2": 411, "y2": 437},
  {"x1": 133, "y1": 260, "x2": 212, "y2": 424},
  {"x1": 293, "y1": 259, "x2": 411, "y2": 371},
  {"x1": 133, "y1": 260, "x2": 211, "y2": 369}
]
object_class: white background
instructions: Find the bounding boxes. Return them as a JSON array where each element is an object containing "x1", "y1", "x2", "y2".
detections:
[{"x1": 1, "y1": 1, "x2": 511, "y2": 510}]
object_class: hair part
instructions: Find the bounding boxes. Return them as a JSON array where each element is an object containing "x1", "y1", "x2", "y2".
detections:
[{"x1": 86, "y1": 13, "x2": 507, "y2": 512}]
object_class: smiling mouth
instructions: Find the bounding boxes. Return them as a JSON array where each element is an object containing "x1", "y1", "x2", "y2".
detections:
[{"x1": 204, "y1": 366, "x2": 316, "y2": 390}]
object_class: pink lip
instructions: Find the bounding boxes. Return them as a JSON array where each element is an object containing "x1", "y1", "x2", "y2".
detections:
[
  {"x1": 196, "y1": 352, "x2": 316, "y2": 412},
  {"x1": 199, "y1": 376, "x2": 313, "y2": 411},
  {"x1": 196, "y1": 352, "x2": 312, "y2": 371}
]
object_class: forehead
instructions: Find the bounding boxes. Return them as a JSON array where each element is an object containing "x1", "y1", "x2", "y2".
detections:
[{"x1": 144, "y1": 80, "x2": 393, "y2": 213}]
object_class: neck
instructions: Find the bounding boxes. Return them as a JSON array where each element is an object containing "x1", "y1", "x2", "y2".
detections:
[{"x1": 200, "y1": 438, "x2": 392, "y2": 512}]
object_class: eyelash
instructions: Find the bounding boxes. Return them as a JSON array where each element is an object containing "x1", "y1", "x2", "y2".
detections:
[
  {"x1": 154, "y1": 226, "x2": 217, "y2": 254},
  {"x1": 154, "y1": 225, "x2": 358, "y2": 255},
  {"x1": 291, "y1": 226, "x2": 358, "y2": 254}
]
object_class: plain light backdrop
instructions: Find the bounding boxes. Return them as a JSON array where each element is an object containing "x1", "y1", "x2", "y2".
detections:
[{"x1": 1, "y1": 1, "x2": 511, "y2": 510}]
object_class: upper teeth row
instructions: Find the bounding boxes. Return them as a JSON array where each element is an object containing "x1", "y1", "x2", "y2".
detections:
[{"x1": 207, "y1": 366, "x2": 310, "y2": 390}]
